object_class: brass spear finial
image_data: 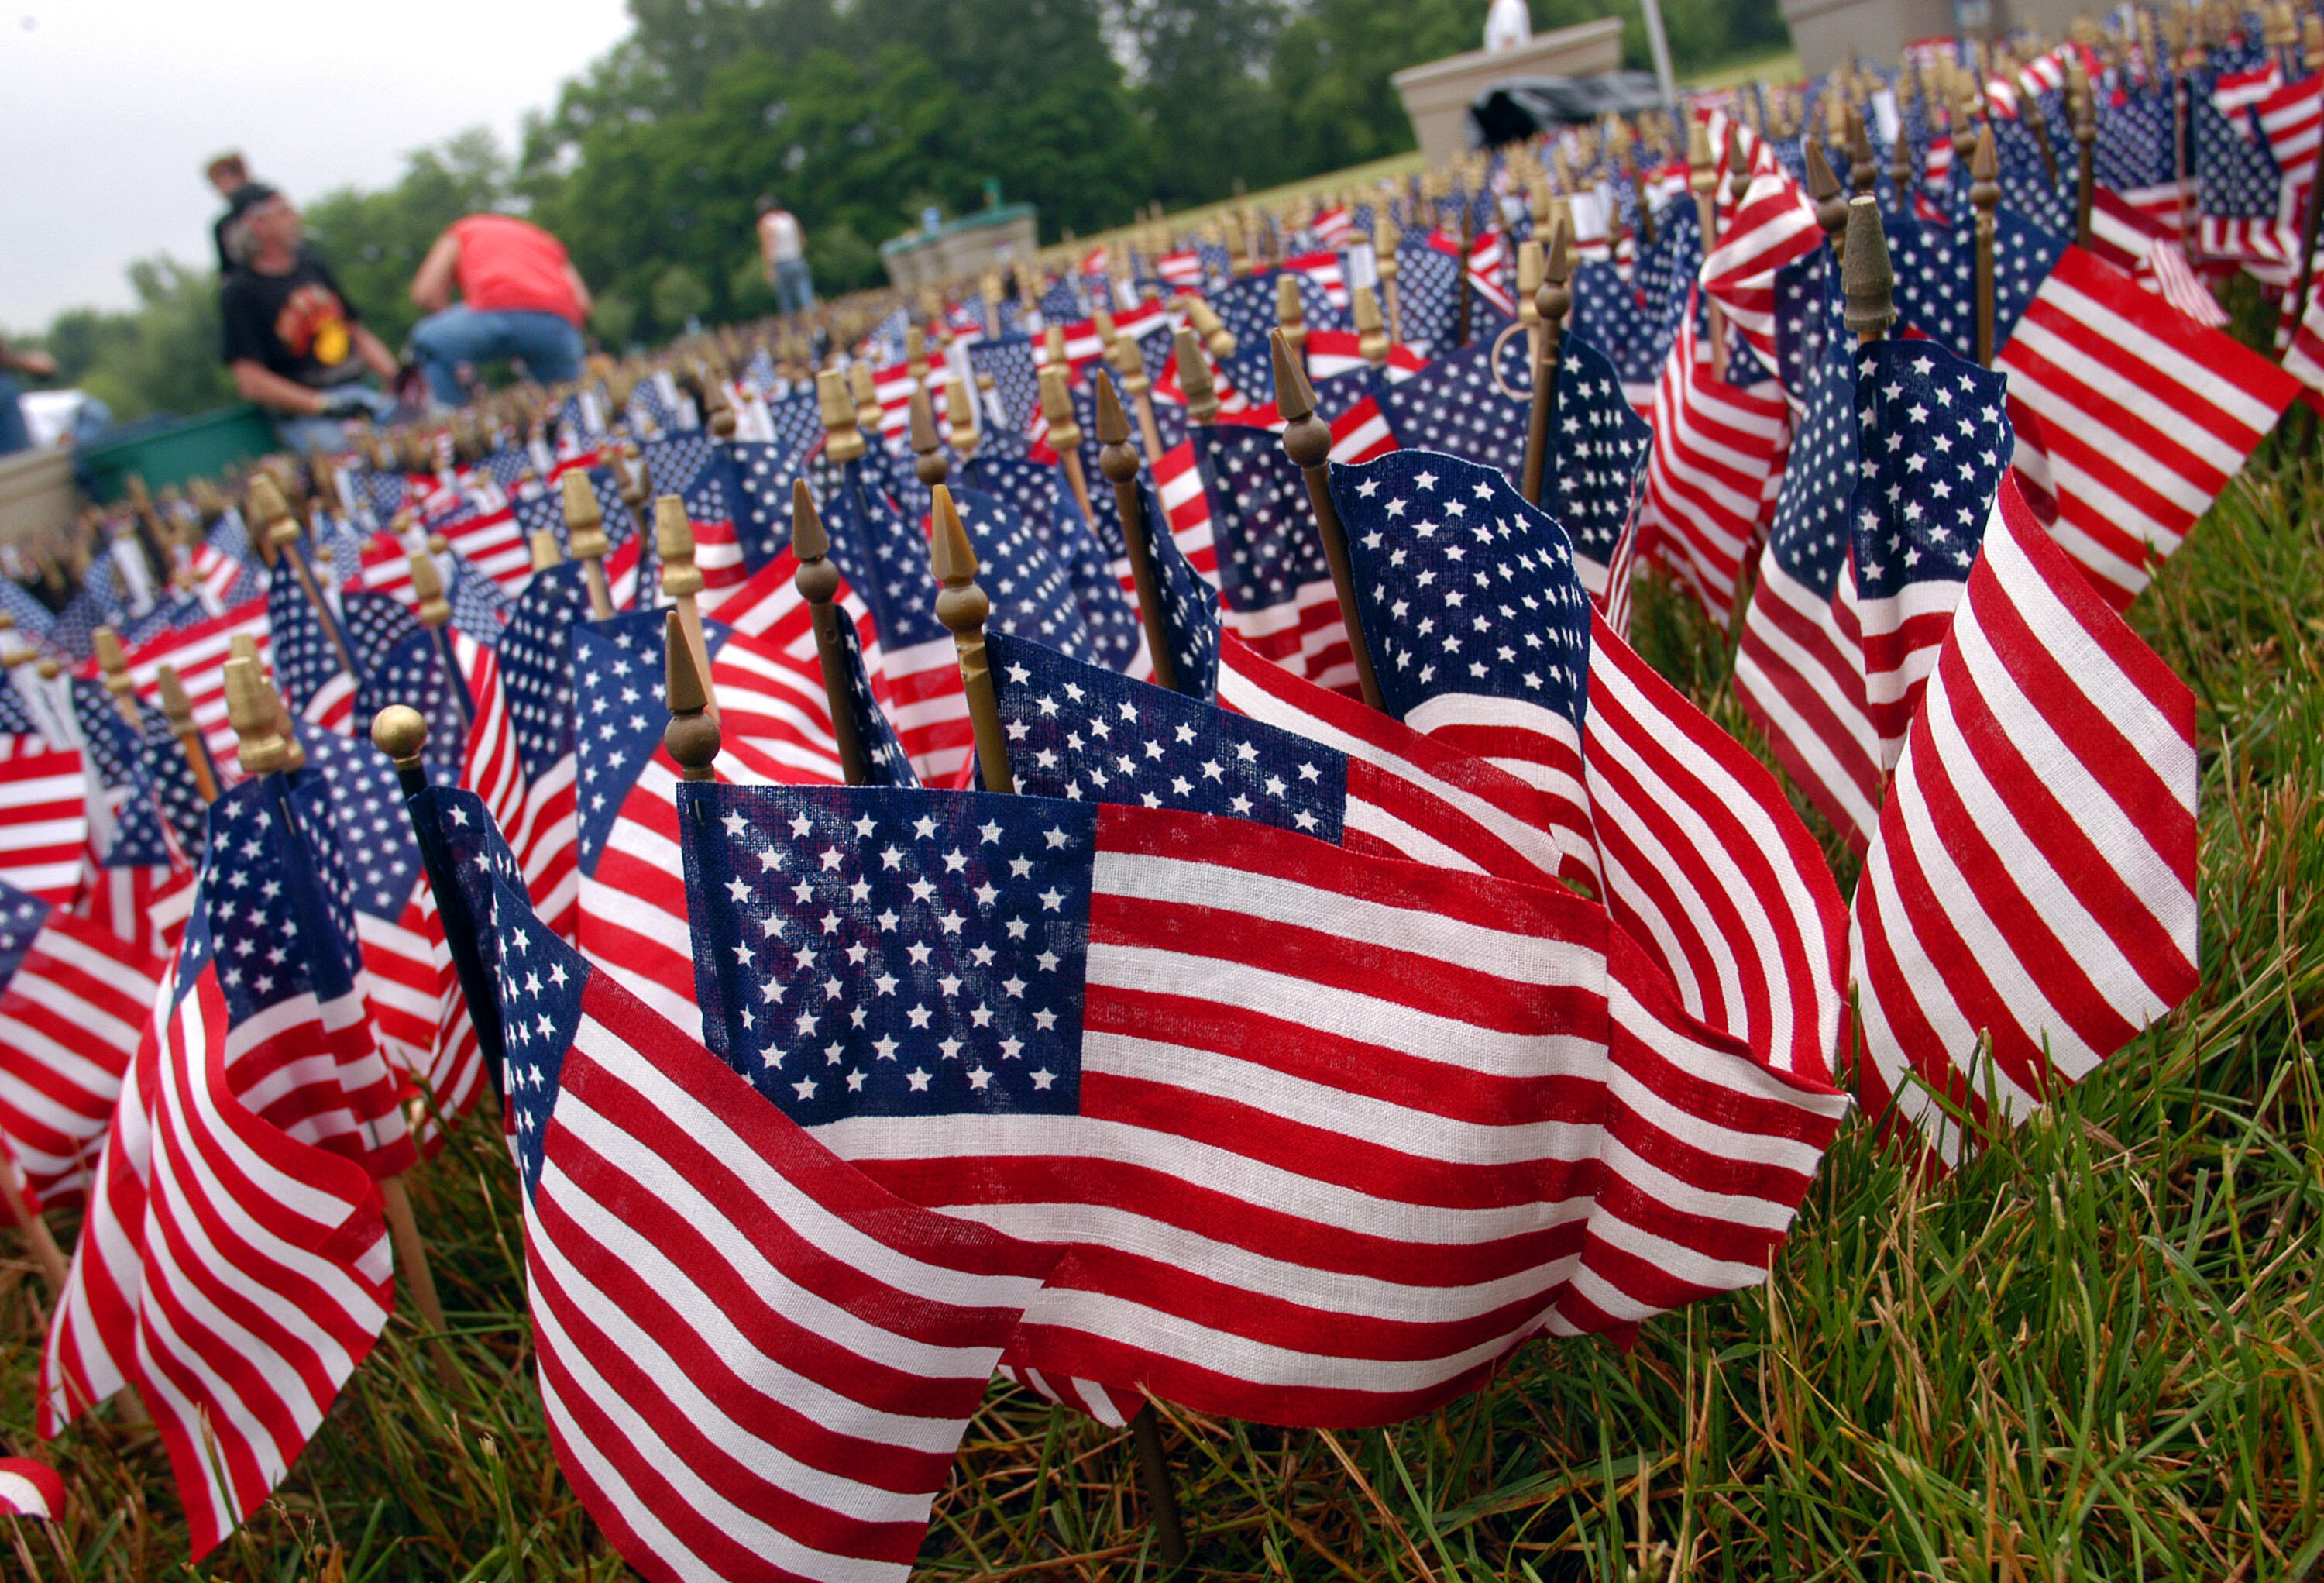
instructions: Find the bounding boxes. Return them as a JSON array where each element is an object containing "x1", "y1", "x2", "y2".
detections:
[
  {"x1": 1841, "y1": 197, "x2": 1896, "y2": 343},
  {"x1": 817, "y1": 368, "x2": 867, "y2": 464},
  {"x1": 909, "y1": 385, "x2": 949, "y2": 489}
]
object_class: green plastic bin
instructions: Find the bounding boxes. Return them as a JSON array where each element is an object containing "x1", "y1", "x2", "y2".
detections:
[{"x1": 77, "y1": 403, "x2": 281, "y2": 503}]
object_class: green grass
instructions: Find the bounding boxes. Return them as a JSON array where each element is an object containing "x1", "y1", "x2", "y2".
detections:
[{"x1": 5, "y1": 433, "x2": 2322, "y2": 1578}]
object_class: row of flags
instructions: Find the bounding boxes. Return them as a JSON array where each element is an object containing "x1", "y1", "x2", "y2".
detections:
[{"x1": 0, "y1": 8, "x2": 2309, "y2": 1568}]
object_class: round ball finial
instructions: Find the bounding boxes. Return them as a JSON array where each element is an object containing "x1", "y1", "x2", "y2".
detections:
[{"x1": 371, "y1": 704, "x2": 430, "y2": 768}]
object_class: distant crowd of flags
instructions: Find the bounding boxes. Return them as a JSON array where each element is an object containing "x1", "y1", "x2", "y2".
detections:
[{"x1": 0, "y1": 5, "x2": 2309, "y2": 1574}]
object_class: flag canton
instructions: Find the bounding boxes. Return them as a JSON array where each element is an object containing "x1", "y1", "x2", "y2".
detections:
[
  {"x1": 1549, "y1": 336, "x2": 1653, "y2": 566},
  {"x1": 989, "y1": 632, "x2": 1348, "y2": 838},
  {"x1": 1140, "y1": 480, "x2": 1222, "y2": 697},
  {"x1": 356, "y1": 469, "x2": 410, "y2": 525},
  {"x1": 50, "y1": 585, "x2": 119, "y2": 664},
  {"x1": 627, "y1": 375, "x2": 680, "y2": 435},
  {"x1": 0, "y1": 680, "x2": 38, "y2": 741},
  {"x1": 1331, "y1": 451, "x2": 1590, "y2": 729},
  {"x1": 1393, "y1": 241, "x2": 1463, "y2": 351},
  {"x1": 1769, "y1": 269, "x2": 1858, "y2": 594},
  {"x1": 831, "y1": 616, "x2": 917, "y2": 787},
  {"x1": 475, "y1": 447, "x2": 535, "y2": 497},
  {"x1": 502, "y1": 560, "x2": 594, "y2": 780},
  {"x1": 268, "y1": 562, "x2": 344, "y2": 714},
  {"x1": 1039, "y1": 277, "x2": 1085, "y2": 323},
  {"x1": 448, "y1": 555, "x2": 511, "y2": 638},
  {"x1": 572, "y1": 611, "x2": 694, "y2": 874},
  {"x1": 1377, "y1": 332, "x2": 1532, "y2": 478},
  {"x1": 0, "y1": 881, "x2": 50, "y2": 990},
  {"x1": 344, "y1": 588, "x2": 421, "y2": 676},
  {"x1": 122, "y1": 593, "x2": 205, "y2": 647},
  {"x1": 139, "y1": 710, "x2": 210, "y2": 862},
  {"x1": 1990, "y1": 207, "x2": 2069, "y2": 347},
  {"x1": 815, "y1": 471, "x2": 889, "y2": 599},
  {"x1": 489, "y1": 876, "x2": 584, "y2": 1194},
  {"x1": 951, "y1": 488, "x2": 1098, "y2": 666},
  {"x1": 959, "y1": 454, "x2": 1058, "y2": 528},
  {"x1": 296, "y1": 721, "x2": 422, "y2": 920},
  {"x1": 1045, "y1": 489, "x2": 1143, "y2": 675},
  {"x1": 1572, "y1": 261, "x2": 1663, "y2": 386},
  {"x1": 643, "y1": 435, "x2": 734, "y2": 527},
  {"x1": 70, "y1": 679, "x2": 143, "y2": 791},
  {"x1": 200, "y1": 780, "x2": 352, "y2": 1023},
  {"x1": 2193, "y1": 91, "x2": 2284, "y2": 217},
  {"x1": 0, "y1": 581, "x2": 53, "y2": 645},
  {"x1": 2095, "y1": 90, "x2": 2178, "y2": 192},
  {"x1": 678, "y1": 783, "x2": 1095, "y2": 1127},
  {"x1": 968, "y1": 336, "x2": 1042, "y2": 438},
  {"x1": 1848, "y1": 339, "x2": 2013, "y2": 598},
  {"x1": 1195, "y1": 422, "x2": 1325, "y2": 615},
  {"x1": 355, "y1": 628, "x2": 469, "y2": 790}
]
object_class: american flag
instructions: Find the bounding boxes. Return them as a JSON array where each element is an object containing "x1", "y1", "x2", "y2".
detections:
[
  {"x1": 1996, "y1": 243, "x2": 2301, "y2": 608},
  {"x1": 1635, "y1": 300, "x2": 1789, "y2": 625},
  {"x1": 493, "y1": 560, "x2": 603, "y2": 941},
  {"x1": 1373, "y1": 330, "x2": 1532, "y2": 478},
  {"x1": 968, "y1": 335, "x2": 1043, "y2": 441},
  {"x1": 2086, "y1": 188, "x2": 2229, "y2": 325},
  {"x1": 0, "y1": 580, "x2": 55, "y2": 646},
  {"x1": 2212, "y1": 59, "x2": 2283, "y2": 117},
  {"x1": 1325, "y1": 449, "x2": 1597, "y2": 876},
  {"x1": 266, "y1": 563, "x2": 357, "y2": 735},
  {"x1": 136, "y1": 704, "x2": 214, "y2": 862},
  {"x1": 40, "y1": 779, "x2": 403, "y2": 1557},
  {"x1": 960, "y1": 455, "x2": 1143, "y2": 674},
  {"x1": 677, "y1": 777, "x2": 1847, "y2": 1424},
  {"x1": 2282, "y1": 290, "x2": 2324, "y2": 404},
  {"x1": 1851, "y1": 478, "x2": 2199, "y2": 1167},
  {"x1": 106, "y1": 597, "x2": 271, "y2": 762},
  {"x1": 1700, "y1": 161, "x2": 1826, "y2": 372},
  {"x1": 0, "y1": 745, "x2": 87, "y2": 904},
  {"x1": 2257, "y1": 71, "x2": 2323, "y2": 217},
  {"x1": 2192, "y1": 90, "x2": 2296, "y2": 277},
  {"x1": 47, "y1": 583, "x2": 121, "y2": 666},
  {"x1": 419, "y1": 810, "x2": 1061, "y2": 1583},
  {"x1": 572, "y1": 608, "x2": 841, "y2": 1040},
  {"x1": 65, "y1": 683, "x2": 193, "y2": 959},
  {"x1": 1300, "y1": 328, "x2": 1427, "y2": 384},
  {"x1": 642, "y1": 434, "x2": 752, "y2": 590},
  {"x1": 1544, "y1": 336, "x2": 1653, "y2": 598},
  {"x1": 2094, "y1": 87, "x2": 2184, "y2": 225},
  {"x1": 426, "y1": 488, "x2": 532, "y2": 597},
  {"x1": 1390, "y1": 237, "x2": 1467, "y2": 356},
  {"x1": 625, "y1": 370, "x2": 686, "y2": 436},
  {"x1": 0, "y1": 879, "x2": 166, "y2": 1210},
  {"x1": 1280, "y1": 249, "x2": 1354, "y2": 321},
  {"x1": 1192, "y1": 420, "x2": 1361, "y2": 696},
  {"x1": 1734, "y1": 265, "x2": 1879, "y2": 839}
]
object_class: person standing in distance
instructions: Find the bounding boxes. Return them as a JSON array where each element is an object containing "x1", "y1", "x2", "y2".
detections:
[
  {"x1": 1483, "y1": 0, "x2": 1532, "y2": 50},
  {"x1": 407, "y1": 214, "x2": 593, "y2": 406},
  {"x1": 757, "y1": 198, "x2": 816, "y2": 319},
  {"x1": 218, "y1": 188, "x2": 401, "y2": 455}
]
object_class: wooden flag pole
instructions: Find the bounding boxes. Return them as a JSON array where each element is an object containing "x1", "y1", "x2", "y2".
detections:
[
  {"x1": 2286, "y1": 49, "x2": 2324, "y2": 351},
  {"x1": 1376, "y1": 216, "x2": 1404, "y2": 346},
  {"x1": 1111, "y1": 336, "x2": 1168, "y2": 469},
  {"x1": 1038, "y1": 365, "x2": 1098, "y2": 525},
  {"x1": 662, "y1": 613, "x2": 723, "y2": 786},
  {"x1": 1453, "y1": 201, "x2": 1475, "y2": 349},
  {"x1": 1520, "y1": 221, "x2": 1573, "y2": 511},
  {"x1": 406, "y1": 552, "x2": 475, "y2": 736},
  {"x1": 559, "y1": 471, "x2": 618, "y2": 621},
  {"x1": 2069, "y1": 62, "x2": 2097, "y2": 250},
  {"x1": 909, "y1": 386, "x2": 949, "y2": 489},
  {"x1": 248, "y1": 475, "x2": 359, "y2": 682},
  {"x1": 1272, "y1": 329, "x2": 1384, "y2": 711},
  {"x1": 1970, "y1": 124, "x2": 2000, "y2": 368},
  {"x1": 1843, "y1": 197, "x2": 1896, "y2": 346},
  {"x1": 0, "y1": 1127, "x2": 70, "y2": 1296},
  {"x1": 1092, "y1": 373, "x2": 1178, "y2": 696},
  {"x1": 1805, "y1": 141, "x2": 1848, "y2": 263},
  {"x1": 653, "y1": 497, "x2": 719, "y2": 726},
  {"x1": 156, "y1": 666, "x2": 221, "y2": 804},
  {"x1": 2016, "y1": 72, "x2": 2060, "y2": 188},
  {"x1": 927, "y1": 487, "x2": 1014, "y2": 794},
  {"x1": 945, "y1": 376, "x2": 979, "y2": 466},
  {"x1": 790, "y1": 482, "x2": 869, "y2": 786},
  {"x1": 90, "y1": 628, "x2": 144, "y2": 729}
]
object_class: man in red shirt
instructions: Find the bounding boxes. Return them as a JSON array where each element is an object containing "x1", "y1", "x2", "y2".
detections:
[{"x1": 407, "y1": 213, "x2": 594, "y2": 405}]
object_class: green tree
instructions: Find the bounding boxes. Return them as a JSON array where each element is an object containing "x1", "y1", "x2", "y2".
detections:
[
  {"x1": 1119, "y1": 0, "x2": 1292, "y2": 209},
  {"x1": 34, "y1": 256, "x2": 236, "y2": 422}
]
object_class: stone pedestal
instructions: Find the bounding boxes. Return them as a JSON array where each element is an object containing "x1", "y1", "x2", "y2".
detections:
[
  {"x1": 1390, "y1": 19, "x2": 1628, "y2": 168},
  {"x1": 882, "y1": 205, "x2": 1040, "y2": 293}
]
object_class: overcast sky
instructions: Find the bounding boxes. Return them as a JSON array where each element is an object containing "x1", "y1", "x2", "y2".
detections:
[{"x1": 1, "y1": 0, "x2": 635, "y2": 332}]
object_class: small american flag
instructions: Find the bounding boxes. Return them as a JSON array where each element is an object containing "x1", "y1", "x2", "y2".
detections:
[
  {"x1": 2094, "y1": 87, "x2": 2183, "y2": 223},
  {"x1": 266, "y1": 563, "x2": 356, "y2": 735},
  {"x1": 642, "y1": 434, "x2": 752, "y2": 590},
  {"x1": 676, "y1": 777, "x2": 1848, "y2": 1425},
  {"x1": 0, "y1": 745, "x2": 87, "y2": 904},
  {"x1": 0, "y1": 879, "x2": 166, "y2": 1210},
  {"x1": 1374, "y1": 330, "x2": 1532, "y2": 479},
  {"x1": 0, "y1": 1460, "x2": 64, "y2": 1521},
  {"x1": 2192, "y1": 90, "x2": 2296, "y2": 277},
  {"x1": 41, "y1": 777, "x2": 404, "y2": 1557},
  {"x1": 1851, "y1": 478, "x2": 2199, "y2": 1167},
  {"x1": 414, "y1": 801, "x2": 1061, "y2": 1583}
]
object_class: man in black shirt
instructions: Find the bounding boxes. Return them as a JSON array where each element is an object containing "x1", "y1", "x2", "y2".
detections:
[{"x1": 218, "y1": 188, "x2": 400, "y2": 454}]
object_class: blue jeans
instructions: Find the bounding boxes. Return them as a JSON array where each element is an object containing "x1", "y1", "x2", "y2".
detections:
[
  {"x1": 409, "y1": 305, "x2": 586, "y2": 404},
  {"x1": 276, "y1": 384, "x2": 398, "y2": 456},
  {"x1": 772, "y1": 258, "x2": 817, "y2": 318}
]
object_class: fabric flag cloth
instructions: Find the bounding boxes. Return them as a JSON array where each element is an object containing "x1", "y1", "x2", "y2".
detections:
[
  {"x1": 2085, "y1": 188, "x2": 2229, "y2": 326},
  {"x1": 1850, "y1": 477, "x2": 2199, "y2": 1168},
  {"x1": 2093, "y1": 88, "x2": 2184, "y2": 226},
  {"x1": 0, "y1": 879, "x2": 167, "y2": 1210},
  {"x1": 0, "y1": 1459, "x2": 64, "y2": 1520},
  {"x1": 1635, "y1": 298, "x2": 1789, "y2": 626},
  {"x1": 405, "y1": 783, "x2": 1063, "y2": 1583},
  {"x1": 570, "y1": 608, "x2": 842, "y2": 1042},
  {"x1": 0, "y1": 745, "x2": 88, "y2": 905},
  {"x1": 677, "y1": 779, "x2": 1848, "y2": 1426},
  {"x1": 265, "y1": 562, "x2": 357, "y2": 735},
  {"x1": 104, "y1": 598, "x2": 271, "y2": 762},
  {"x1": 957, "y1": 454, "x2": 1143, "y2": 676},
  {"x1": 642, "y1": 434, "x2": 755, "y2": 591},
  {"x1": 64, "y1": 681, "x2": 194, "y2": 961},
  {"x1": 1698, "y1": 155, "x2": 1825, "y2": 373},
  {"x1": 40, "y1": 776, "x2": 403, "y2": 1558}
]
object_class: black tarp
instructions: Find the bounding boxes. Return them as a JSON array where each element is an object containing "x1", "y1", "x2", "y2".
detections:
[{"x1": 1470, "y1": 73, "x2": 1670, "y2": 146}]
